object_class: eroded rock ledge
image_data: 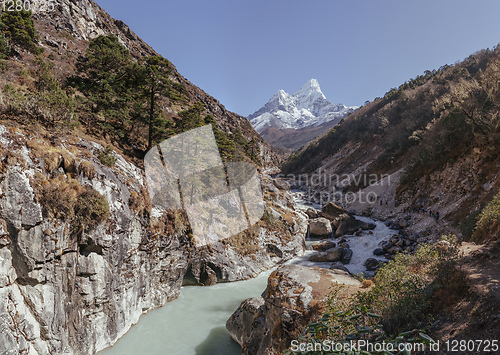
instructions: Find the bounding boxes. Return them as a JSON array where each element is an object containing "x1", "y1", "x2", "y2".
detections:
[{"x1": 226, "y1": 264, "x2": 361, "y2": 355}]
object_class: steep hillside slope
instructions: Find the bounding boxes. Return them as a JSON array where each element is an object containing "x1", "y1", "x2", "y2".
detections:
[
  {"x1": 284, "y1": 45, "x2": 500, "y2": 236},
  {"x1": 7, "y1": 0, "x2": 278, "y2": 167},
  {"x1": 281, "y1": 50, "x2": 500, "y2": 346}
]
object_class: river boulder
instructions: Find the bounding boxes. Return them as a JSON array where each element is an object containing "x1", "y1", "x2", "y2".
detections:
[
  {"x1": 308, "y1": 252, "x2": 328, "y2": 262},
  {"x1": 364, "y1": 258, "x2": 379, "y2": 271},
  {"x1": 330, "y1": 261, "x2": 351, "y2": 274},
  {"x1": 273, "y1": 179, "x2": 291, "y2": 191},
  {"x1": 341, "y1": 248, "x2": 353, "y2": 264},
  {"x1": 332, "y1": 213, "x2": 350, "y2": 228},
  {"x1": 321, "y1": 202, "x2": 347, "y2": 220},
  {"x1": 309, "y1": 217, "x2": 332, "y2": 237},
  {"x1": 335, "y1": 215, "x2": 376, "y2": 237},
  {"x1": 381, "y1": 241, "x2": 394, "y2": 251},
  {"x1": 308, "y1": 247, "x2": 344, "y2": 262},
  {"x1": 312, "y1": 240, "x2": 336, "y2": 252},
  {"x1": 305, "y1": 208, "x2": 319, "y2": 219},
  {"x1": 225, "y1": 297, "x2": 265, "y2": 352},
  {"x1": 226, "y1": 265, "x2": 361, "y2": 355}
]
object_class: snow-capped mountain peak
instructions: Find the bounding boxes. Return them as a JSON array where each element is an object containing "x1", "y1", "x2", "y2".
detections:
[
  {"x1": 295, "y1": 79, "x2": 325, "y2": 101},
  {"x1": 248, "y1": 79, "x2": 357, "y2": 133}
]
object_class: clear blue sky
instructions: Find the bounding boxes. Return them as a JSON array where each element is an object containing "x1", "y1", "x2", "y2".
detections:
[{"x1": 96, "y1": 0, "x2": 500, "y2": 117}]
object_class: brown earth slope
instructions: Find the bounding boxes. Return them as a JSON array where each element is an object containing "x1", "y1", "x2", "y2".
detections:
[{"x1": 430, "y1": 238, "x2": 500, "y2": 353}]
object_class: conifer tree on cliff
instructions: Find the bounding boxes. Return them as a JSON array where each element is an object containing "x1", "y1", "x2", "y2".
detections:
[{"x1": 138, "y1": 55, "x2": 172, "y2": 150}]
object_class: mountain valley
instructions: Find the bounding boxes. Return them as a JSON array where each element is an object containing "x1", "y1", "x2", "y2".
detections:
[{"x1": 0, "y1": 1, "x2": 499, "y2": 355}]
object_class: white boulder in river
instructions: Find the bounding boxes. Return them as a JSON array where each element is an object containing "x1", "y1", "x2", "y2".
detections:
[{"x1": 308, "y1": 217, "x2": 332, "y2": 237}]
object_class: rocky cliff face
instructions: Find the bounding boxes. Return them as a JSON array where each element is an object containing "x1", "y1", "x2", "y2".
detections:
[
  {"x1": 0, "y1": 125, "x2": 190, "y2": 354},
  {"x1": 0, "y1": 125, "x2": 306, "y2": 354},
  {"x1": 33, "y1": 0, "x2": 156, "y2": 56}
]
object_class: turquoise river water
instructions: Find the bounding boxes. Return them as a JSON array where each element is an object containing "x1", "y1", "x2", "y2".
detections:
[{"x1": 100, "y1": 194, "x2": 396, "y2": 355}]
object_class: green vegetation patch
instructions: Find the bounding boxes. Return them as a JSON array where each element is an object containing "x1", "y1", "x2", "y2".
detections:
[
  {"x1": 474, "y1": 193, "x2": 500, "y2": 242},
  {"x1": 296, "y1": 236, "x2": 469, "y2": 353},
  {"x1": 98, "y1": 146, "x2": 117, "y2": 167},
  {"x1": 0, "y1": 9, "x2": 41, "y2": 55},
  {"x1": 75, "y1": 187, "x2": 111, "y2": 234}
]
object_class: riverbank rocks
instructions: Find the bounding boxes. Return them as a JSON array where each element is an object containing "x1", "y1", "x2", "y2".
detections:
[
  {"x1": 387, "y1": 246, "x2": 402, "y2": 255},
  {"x1": 309, "y1": 217, "x2": 332, "y2": 237},
  {"x1": 377, "y1": 233, "x2": 425, "y2": 257},
  {"x1": 321, "y1": 202, "x2": 347, "y2": 220},
  {"x1": 226, "y1": 265, "x2": 361, "y2": 355},
  {"x1": 381, "y1": 241, "x2": 393, "y2": 251}
]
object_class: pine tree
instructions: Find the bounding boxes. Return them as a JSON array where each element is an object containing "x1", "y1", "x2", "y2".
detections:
[
  {"x1": 0, "y1": 10, "x2": 40, "y2": 54},
  {"x1": 35, "y1": 59, "x2": 76, "y2": 124},
  {"x1": 0, "y1": 18, "x2": 10, "y2": 58},
  {"x1": 70, "y1": 35, "x2": 135, "y2": 128},
  {"x1": 139, "y1": 55, "x2": 172, "y2": 149}
]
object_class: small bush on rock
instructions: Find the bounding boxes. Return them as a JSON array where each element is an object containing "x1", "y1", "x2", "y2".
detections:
[
  {"x1": 98, "y1": 146, "x2": 116, "y2": 167},
  {"x1": 35, "y1": 175, "x2": 110, "y2": 235},
  {"x1": 75, "y1": 187, "x2": 110, "y2": 234}
]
